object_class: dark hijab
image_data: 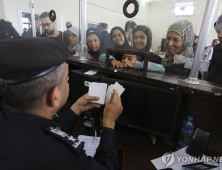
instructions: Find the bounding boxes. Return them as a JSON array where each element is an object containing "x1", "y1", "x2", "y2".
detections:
[
  {"x1": 110, "y1": 27, "x2": 129, "y2": 61},
  {"x1": 110, "y1": 27, "x2": 129, "y2": 49},
  {"x1": 86, "y1": 27, "x2": 103, "y2": 60},
  {"x1": 133, "y1": 25, "x2": 152, "y2": 52},
  {"x1": 133, "y1": 25, "x2": 161, "y2": 64}
]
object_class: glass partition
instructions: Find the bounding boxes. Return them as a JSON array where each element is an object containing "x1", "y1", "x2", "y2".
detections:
[
  {"x1": 1, "y1": 0, "x2": 222, "y2": 87},
  {"x1": 78, "y1": 0, "x2": 208, "y2": 78}
]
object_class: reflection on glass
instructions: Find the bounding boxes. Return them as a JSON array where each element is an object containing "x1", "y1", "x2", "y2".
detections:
[
  {"x1": 68, "y1": 26, "x2": 81, "y2": 56},
  {"x1": 161, "y1": 20, "x2": 194, "y2": 77}
]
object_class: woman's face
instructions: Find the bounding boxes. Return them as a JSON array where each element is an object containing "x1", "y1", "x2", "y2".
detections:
[
  {"x1": 134, "y1": 31, "x2": 147, "y2": 50},
  {"x1": 121, "y1": 54, "x2": 137, "y2": 68},
  {"x1": 112, "y1": 29, "x2": 125, "y2": 46},
  {"x1": 87, "y1": 34, "x2": 100, "y2": 52},
  {"x1": 68, "y1": 31, "x2": 79, "y2": 45},
  {"x1": 165, "y1": 32, "x2": 183, "y2": 55}
]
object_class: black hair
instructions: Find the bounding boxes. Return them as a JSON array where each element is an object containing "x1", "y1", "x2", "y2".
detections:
[
  {"x1": 214, "y1": 15, "x2": 222, "y2": 28},
  {"x1": 125, "y1": 21, "x2": 137, "y2": 31},
  {"x1": 133, "y1": 25, "x2": 152, "y2": 52},
  {"x1": 39, "y1": 12, "x2": 50, "y2": 19},
  {"x1": 125, "y1": 21, "x2": 130, "y2": 31},
  {"x1": 99, "y1": 23, "x2": 108, "y2": 29},
  {"x1": 124, "y1": 46, "x2": 142, "y2": 61},
  {"x1": 212, "y1": 39, "x2": 218, "y2": 43}
]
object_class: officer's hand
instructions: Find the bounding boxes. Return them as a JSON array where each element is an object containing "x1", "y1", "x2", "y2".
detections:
[
  {"x1": 71, "y1": 93, "x2": 101, "y2": 116},
  {"x1": 103, "y1": 89, "x2": 123, "y2": 129}
]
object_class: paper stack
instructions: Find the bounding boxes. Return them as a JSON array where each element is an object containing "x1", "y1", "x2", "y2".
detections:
[{"x1": 88, "y1": 81, "x2": 125, "y2": 105}]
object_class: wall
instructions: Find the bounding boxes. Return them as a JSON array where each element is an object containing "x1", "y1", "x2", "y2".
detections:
[
  {"x1": 2, "y1": 0, "x2": 222, "y2": 48},
  {"x1": 148, "y1": 0, "x2": 222, "y2": 51},
  {"x1": 0, "y1": 0, "x2": 5, "y2": 19},
  {"x1": 86, "y1": 0, "x2": 149, "y2": 32},
  {"x1": 3, "y1": 0, "x2": 80, "y2": 34},
  {"x1": 147, "y1": 0, "x2": 208, "y2": 51},
  {"x1": 2, "y1": 0, "x2": 149, "y2": 35}
]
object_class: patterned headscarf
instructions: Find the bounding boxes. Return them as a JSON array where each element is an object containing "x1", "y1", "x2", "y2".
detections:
[{"x1": 162, "y1": 20, "x2": 195, "y2": 67}]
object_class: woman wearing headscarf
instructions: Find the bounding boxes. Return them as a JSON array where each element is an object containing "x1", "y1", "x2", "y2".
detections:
[
  {"x1": 68, "y1": 26, "x2": 80, "y2": 55},
  {"x1": 132, "y1": 25, "x2": 161, "y2": 64},
  {"x1": 86, "y1": 27, "x2": 103, "y2": 61},
  {"x1": 161, "y1": 20, "x2": 195, "y2": 76},
  {"x1": 110, "y1": 26, "x2": 129, "y2": 61}
]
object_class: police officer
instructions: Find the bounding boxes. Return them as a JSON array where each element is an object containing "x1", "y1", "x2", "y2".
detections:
[
  {"x1": 0, "y1": 19, "x2": 20, "y2": 40},
  {"x1": 0, "y1": 37, "x2": 123, "y2": 169}
]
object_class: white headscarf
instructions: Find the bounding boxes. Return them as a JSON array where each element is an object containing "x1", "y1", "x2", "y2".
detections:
[{"x1": 68, "y1": 26, "x2": 80, "y2": 51}]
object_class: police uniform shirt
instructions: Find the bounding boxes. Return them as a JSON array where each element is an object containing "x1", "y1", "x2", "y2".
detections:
[
  {"x1": 0, "y1": 19, "x2": 20, "y2": 40},
  {"x1": 0, "y1": 108, "x2": 118, "y2": 170}
]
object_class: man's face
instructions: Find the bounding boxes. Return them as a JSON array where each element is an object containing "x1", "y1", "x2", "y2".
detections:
[
  {"x1": 193, "y1": 38, "x2": 198, "y2": 44},
  {"x1": 40, "y1": 17, "x2": 56, "y2": 35},
  {"x1": 59, "y1": 63, "x2": 69, "y2": 108},
  {"x1": 121, "y1": 54, "x2": 137, "y2": 68},
  {"x1": 216, "y1": 23, "x2": 222, "y2": 44},
  {"x1": 213, "y1": 40, "x2": 219, "y2": 47},
  {"x1": 35, "y1": 21, "x2": 40, "y2": 30}
]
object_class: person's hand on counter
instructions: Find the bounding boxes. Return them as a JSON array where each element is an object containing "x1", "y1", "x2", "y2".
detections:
[
  {"x1": 111, "y1": 59, "x2": 126, "y2": 68},
  {"x1": 71, "y1": 93, "x2": 101, "y2": 116},
  {"x1": 103, "y1": 89, "x2": 123, "y2": 129}
]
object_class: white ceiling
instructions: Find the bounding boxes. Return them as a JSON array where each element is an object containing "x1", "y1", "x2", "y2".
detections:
[{"x1": 143, "y1": 0, "x2": 200, "y2": 4}]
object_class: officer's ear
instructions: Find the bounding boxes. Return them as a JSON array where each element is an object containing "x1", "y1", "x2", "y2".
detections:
[{"x1": 46, "y1": 86, "x2": 61, "y2": 108}]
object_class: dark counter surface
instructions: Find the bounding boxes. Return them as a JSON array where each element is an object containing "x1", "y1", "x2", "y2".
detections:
[{"x1": 67, "y1": 56, "x2": 222, "y2": 101}]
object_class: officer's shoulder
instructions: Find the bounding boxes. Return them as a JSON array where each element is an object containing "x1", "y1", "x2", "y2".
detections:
[{"x1": 1, "y1": 19, "x2": 12, "y2": 24}]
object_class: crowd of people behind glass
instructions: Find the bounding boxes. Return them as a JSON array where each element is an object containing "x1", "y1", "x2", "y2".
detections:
[{"x1": 1, "y1": 12, "x2": 222, "y2": 84}]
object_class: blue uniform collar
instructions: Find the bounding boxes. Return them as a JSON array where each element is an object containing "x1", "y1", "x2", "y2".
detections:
[
  {"x1": 0, "y1": 20, "x2": 9, "y2": 27},
  {"x1": 2, "y1": 109, "x2": 62, "y2": 129}
]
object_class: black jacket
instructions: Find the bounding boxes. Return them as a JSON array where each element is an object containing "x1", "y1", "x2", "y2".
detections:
[
  {"x1": 0, "y1": 19, "x2": 20, "y2": 40},
  {"x1": 0, "y1": 109, "x2": 118, "y2": 170},
  {"x1": 39, "y1": 31, "x2": 70, "y2": 47}
]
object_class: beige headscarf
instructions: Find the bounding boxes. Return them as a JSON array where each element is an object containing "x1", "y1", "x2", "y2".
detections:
[{"x1": 162, "y1": 20, "x2": 195, "y2": 67}]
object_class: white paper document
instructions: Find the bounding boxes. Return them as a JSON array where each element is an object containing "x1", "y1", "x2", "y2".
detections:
[
  {"x1": 151, "y1": 147, "x2": 219, "y2": 170},
  {"x1": 78, "y1": 135, "x2": 101, "y2": 157},
  {"x1": 84, "y1": 70, "x2": 98, "y2": 75},
  {"x1": 88, "y1": 81, "x2": 125, "y2": 105}
]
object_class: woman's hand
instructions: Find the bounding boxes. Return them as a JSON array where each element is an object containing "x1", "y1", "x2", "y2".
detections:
[
  {"x1": 71, "y1": 93, "x2": 101, "y2": 116},
  {"x1": 111, "y1": 60, "x2": 126, "y2": 68},
  {"x1": 86, "y1": 53, "x2": 92, "y2": 60}
]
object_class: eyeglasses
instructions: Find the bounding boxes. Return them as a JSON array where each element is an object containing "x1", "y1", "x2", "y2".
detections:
[{"x1": 40, "y1": 22, "x2": 53, "y2": 28}]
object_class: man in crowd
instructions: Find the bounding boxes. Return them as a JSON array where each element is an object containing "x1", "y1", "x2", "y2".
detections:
[
  {"x1": 98, "y1": 22, "x2": 114, "y2": 53},
  {"x1": 0, "y1": 37, "x2": 123, "y2": 169},
  {"x1": 207, "y1": 15, "x2": 222, "y2": 83},
  {"x1": 193, "y1": 36, "x2": 199, "y2": 54},
  {"x1": 63, "y1": 21, "x2": 72, "y2": 36},
  {"x1": 22, "y1": 18, "x2": 41, "y2": 37},
  {"x1": 124, "y1": 20, "x2": 137, "y2": 42},
  {"x1": 203, "y1": 39, "x2": 219, "y2": 61},
  {"x1": 39, "y1": 12, "x2": 69, "y2": 46}
]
